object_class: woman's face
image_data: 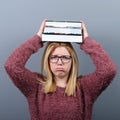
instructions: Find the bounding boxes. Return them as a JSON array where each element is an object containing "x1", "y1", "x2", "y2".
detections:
[{"x1": 49, "y1": 46, "x2": 72, "y2": 78}]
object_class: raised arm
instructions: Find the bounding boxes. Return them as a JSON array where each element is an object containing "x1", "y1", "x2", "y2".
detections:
[
  {"x1": 79, "y1": 21, "x2": 117, "y2": 102},
  {"x1": 4, "y1": 20, "x2": 46, "y2": 97}
]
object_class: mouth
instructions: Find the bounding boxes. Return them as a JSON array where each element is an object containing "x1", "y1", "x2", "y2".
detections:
[{"x1": 56, "y1": 68, "x2": 64, "y2": 71}]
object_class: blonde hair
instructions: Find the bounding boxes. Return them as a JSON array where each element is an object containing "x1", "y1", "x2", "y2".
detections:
[{"x1": 40, "y1": 42, "x2": 79, "y2": 96}]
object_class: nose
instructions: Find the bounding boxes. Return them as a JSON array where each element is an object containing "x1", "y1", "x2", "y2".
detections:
[{"x1": 57, "y1": 58, "x2": 63, "y2": 65}]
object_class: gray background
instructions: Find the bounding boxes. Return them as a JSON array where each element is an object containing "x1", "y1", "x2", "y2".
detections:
[{"x1": 0, "y1": 0, "x2": 120, "y2": 120}]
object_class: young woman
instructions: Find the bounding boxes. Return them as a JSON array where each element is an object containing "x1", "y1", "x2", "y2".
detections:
[{"x1": 4, "y1": 20, "x2": 117, "y2": 120}]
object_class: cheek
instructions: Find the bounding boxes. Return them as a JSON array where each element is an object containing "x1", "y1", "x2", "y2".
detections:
[
  {"x1": 49, "y1": 63, "x2": 55, "y2": 72},
  {"x1": 67, "y1": 62, "x2": 72, "y2": 72}
]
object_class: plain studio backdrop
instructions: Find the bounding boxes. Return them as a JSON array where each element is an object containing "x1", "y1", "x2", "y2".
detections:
[{"x1": 0, "y1": 0, "x2": 120, "y2": 120}]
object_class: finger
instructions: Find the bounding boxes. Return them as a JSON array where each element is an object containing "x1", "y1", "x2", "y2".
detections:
[
  {"x1": 80, "y1": 20, "x2": 88, "y2": 39},
  {"x1": 80, "y1": 21, "x2": 86, "y2": 30},
  {"x1": 40, "y1": 19, "x2": 47, "y2": 34}
]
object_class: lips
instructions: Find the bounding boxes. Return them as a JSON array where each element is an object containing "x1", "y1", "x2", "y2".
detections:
[{"x1": 56, "y1": 68, "x2": 64, "y2": 71}]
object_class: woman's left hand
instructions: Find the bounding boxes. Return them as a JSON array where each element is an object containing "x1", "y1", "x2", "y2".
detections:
[{"x1": 81, "y1": 20, "x2": 89, "y2": 40}]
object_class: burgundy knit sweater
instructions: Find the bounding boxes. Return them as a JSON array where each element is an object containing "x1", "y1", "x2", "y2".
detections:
[{"x1": 4, "y1": 35, "x2": 117, "y2": 120}]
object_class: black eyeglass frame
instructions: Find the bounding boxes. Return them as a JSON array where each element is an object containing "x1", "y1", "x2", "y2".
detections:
[{"x1": 49, "y1": 55, "x2": 72, "y2": 63}]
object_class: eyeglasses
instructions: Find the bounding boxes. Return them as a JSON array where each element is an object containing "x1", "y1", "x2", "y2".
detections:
[{"x1": 49, "y1": 55, "x2": 72, "y2": 63}]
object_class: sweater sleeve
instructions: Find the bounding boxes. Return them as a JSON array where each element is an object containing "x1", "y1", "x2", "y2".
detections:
[
  {"x1": 4, "y1": 35, "x2": 43, "y2": 97},
  {"x1": 79, "y1": 36, "x2": 117, "y2": 102}
]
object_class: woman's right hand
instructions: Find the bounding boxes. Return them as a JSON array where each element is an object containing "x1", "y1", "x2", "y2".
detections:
[{"x1": 37, "y1": 19, "x2": 47, "y2": 38}]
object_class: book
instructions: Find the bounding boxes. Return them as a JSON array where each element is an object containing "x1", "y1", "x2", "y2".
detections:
[
  {"x1": 42, "y1": 20, "x2": 83, "y2": 43},
  {"x1": 43, "y1": 27, "x2": 82, "y2": 35},
  {"x1": 45, "y1": 20, "x2": 81, "y2": 28}
]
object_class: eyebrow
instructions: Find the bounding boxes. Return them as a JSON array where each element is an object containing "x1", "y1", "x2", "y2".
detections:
[{"x1": 51, "y1": 54, "x2": 71, "y2": 56}]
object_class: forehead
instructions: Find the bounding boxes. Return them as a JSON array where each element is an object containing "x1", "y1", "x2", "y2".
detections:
[{"x1": 51, "y1": 46, "x2": 70, "y2": 55}]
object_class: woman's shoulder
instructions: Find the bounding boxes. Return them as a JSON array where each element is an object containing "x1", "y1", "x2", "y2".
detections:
[
  {"x1": 36, "y1": 73, "x2": 47, "y2": 89},
  {"x1": 77, "y1": 75, "x2": 84, "y2": 87},
  {"x1": 77, "y1": 75, "x2": 88, "y2": 89}
]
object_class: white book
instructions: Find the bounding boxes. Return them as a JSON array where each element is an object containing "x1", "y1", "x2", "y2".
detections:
[
  {"x1": 42, "y1": 34, "x2": 82, "y2": 43},
  {"x1": 44, "y1": 27, "x2": 82, "y2": 35},
  {"x1": 42, "y1": 20, "x2": 83, "y2": 43},
  {"x1": 46, "y1": 20, "x2": 82, "y2": 28}
]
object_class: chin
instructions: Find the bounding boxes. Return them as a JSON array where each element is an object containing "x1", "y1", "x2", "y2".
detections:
[{"x1": 56, "y1": 73, "x2": 67, "y2": 78}]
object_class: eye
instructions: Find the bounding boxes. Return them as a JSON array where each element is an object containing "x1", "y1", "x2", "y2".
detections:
[
  {"x1": 62, "y1": 55, "x2": 71, "y2": 59},
  {"x1": 49, "y1": 55, "x2": 58, "y2": 59}
]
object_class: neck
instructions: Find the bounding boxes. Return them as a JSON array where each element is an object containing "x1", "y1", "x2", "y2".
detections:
[{"x1": 54, "y1": 75, "x2": 68, "y2": 88}]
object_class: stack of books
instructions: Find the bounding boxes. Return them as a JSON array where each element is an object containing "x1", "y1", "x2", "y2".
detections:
[{"x1": 42, "y1": 20, "x2": 82, "y2": 43}]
